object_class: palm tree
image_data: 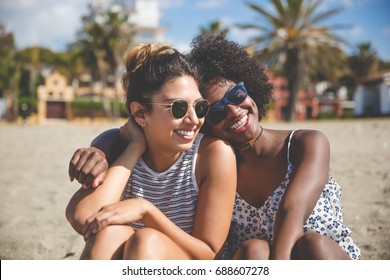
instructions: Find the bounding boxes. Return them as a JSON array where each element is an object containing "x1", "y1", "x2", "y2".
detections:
[
  {"x1": 348, "y1": 42, "x2": 378, "y2": 79},
  {"x1": 199, "y1": 20, "x2": 229, "y2": 35},
  {"x1": 75, "y1": 5, "x2": 135, "y2": 118},
  {"x1": 240, "y1": 0, "x2": 347, "y2": 121}
]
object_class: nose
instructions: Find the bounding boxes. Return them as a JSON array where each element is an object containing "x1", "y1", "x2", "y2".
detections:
[
  {"x1": 183, "y1": 105, "x2": 200, "y2": 125},
  {"x1": 225, "y1": 103, "x2": 241, "y2": 119}
]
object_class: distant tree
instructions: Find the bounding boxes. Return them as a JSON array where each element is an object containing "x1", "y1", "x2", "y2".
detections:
[
  {"x1": 348, "y1": 42, "x2": 379, "y2": 78},
  {"x1": 338, "y1": 42, "x2": 380, "y2": 99},
  {"x1": 0, "y1": 23, "x2": 17, "y2": 98},
  {"x1": 378, "y1": 59, "x2": 390, "y2": 71},
  {"x1": 199, "y1": 20, "x2": 229, "y2": 35},
  {"x1": 240, "y1": 0, "x2": 347, "y2": 121},
  {"x1": 76, "y1": 5, "x2": 135, "y2": 80},
  {"x1": 74, "y1": 4, "x2": 135, "y2": 117}
]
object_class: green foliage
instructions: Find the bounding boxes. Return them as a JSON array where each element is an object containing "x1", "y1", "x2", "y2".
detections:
[
  {"x1": 317, "y1": 111, "x2": 337, "y2": 119},
  {"x1": 348, "y1": 42, "x2": 379, "y2": 78},
  {"x1": 0, "y1": 23, "x2": 17, "y2": 97},
  {"x1": 18, "y1": 96, "x2": 37, "y2": 113},
  {"x1": 70, "y1": 99, "x2": 104, "y2": 110},
  {"x1": 74, "y1": 6, "x2": 135, "y2": 81},
  {"x1": 199, "y1": 20, "x2": 229, "y2": 35},
  {"x1": 111, "y1": 99, "x2": 128, "y2": 118}
]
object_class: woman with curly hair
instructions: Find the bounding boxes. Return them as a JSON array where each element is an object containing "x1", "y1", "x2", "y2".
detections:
[
  {"x1": 66, "y1": 42, "x2": 236, "y2": 260},
  {"x1": 69, "y1": 34, "x2": 360, "y2": 260}
]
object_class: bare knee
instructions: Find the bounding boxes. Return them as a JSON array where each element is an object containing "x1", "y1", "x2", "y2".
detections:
[
  {"x1": 80, "y1": 225, "x2": 134, "y2": 260},
  {"x1": 233, "y1": 239, "x2": 270, "y2": 260},
  {"x1": 293, "y1": 231, "x2": 350, "y2": 260},
  {"x1": 123, "y1": 228, "x2": 170, "y2": 260}
]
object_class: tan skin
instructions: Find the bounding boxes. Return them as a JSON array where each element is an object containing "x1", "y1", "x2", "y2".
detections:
[
  {"x1": 69, "y1": 78, "x2": 350, "y2": 260},
  {"x1": 66, "y1": 76, "x2": 236, "y2": 260}
]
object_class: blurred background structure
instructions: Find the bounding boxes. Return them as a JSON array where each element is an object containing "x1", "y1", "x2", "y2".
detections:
[{"x1": 0, "y1": 0, "x2": 389, "y2": 124}]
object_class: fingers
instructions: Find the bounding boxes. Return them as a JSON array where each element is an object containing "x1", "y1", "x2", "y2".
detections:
[
  {"x1": 82, "y1": 158, "x2": 108, "y2": 188},
  {"x1": 68, "y1": 147, "x2": 108, "y2": 188},
  {"x1": 91, "y1": 171, "x2": 107, "y2": 189},
  {"x1": 68, "y1": 149, "x2": 83, "y2": 182},
  {"x1": 83, "y1": 208, "x2": 115, "y2": 240}
]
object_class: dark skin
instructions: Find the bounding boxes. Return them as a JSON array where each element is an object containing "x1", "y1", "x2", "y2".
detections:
[{"x1": 69, "y1": 129, "x2": 126, "y2": 189}]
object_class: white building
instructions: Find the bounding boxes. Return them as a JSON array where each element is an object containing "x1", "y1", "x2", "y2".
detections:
[
  {"x1": 354, "y1": 72, "x2": 390, "y2": 117},
  {"x1": 90, "y1": 0, "x2": 166, "y2": 44}
]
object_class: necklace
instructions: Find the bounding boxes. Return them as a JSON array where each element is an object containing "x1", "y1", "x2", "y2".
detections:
[{"x1": 238, "y1": 125, "x2": 264, "y2": 151}]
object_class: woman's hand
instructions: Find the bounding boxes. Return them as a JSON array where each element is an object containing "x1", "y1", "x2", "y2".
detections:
[
  {"x1": 82, "y1": 198, "x2": 152, "y2": 240},
  {"x1": 120, "y1": 117, "x2": 146, "y2": 147},
  {"x1": 68, "y1": 147, "x2": 108, "y2": 189}
]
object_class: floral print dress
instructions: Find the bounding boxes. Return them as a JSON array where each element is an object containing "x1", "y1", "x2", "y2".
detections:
[{"x1": 224, "y1": 130, "x2": 361, "y2": 260}]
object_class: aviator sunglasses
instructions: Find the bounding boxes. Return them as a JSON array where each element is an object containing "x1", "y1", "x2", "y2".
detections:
[
  {"x1": 145, "y1": 98, "x2": 210, "y2": 119},
  {"x1": 206, "y1": 81, "x2": 248, "y2": 125}
]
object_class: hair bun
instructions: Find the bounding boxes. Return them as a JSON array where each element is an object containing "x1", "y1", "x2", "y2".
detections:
[{"x1": 124, "y1": 43, "x2": 178, "y2": 74}]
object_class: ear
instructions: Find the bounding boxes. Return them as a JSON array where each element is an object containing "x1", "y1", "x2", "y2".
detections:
[{"x1": 130, "y1": 102, "x2": 148, "y2": 128}]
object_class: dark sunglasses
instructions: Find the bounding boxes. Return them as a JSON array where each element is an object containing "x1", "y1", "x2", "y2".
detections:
[
  {"x1": 146, "y1": 98, "x2": 210, "y2": 119},
  {"x1": 206, "y1": 81, "x2": 248, "y2": 125}
]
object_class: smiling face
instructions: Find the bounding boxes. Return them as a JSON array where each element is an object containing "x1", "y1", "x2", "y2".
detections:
[
  {"x1": 143, "y1": 75, "x2": 205, "y2": 154},
  {"x1": 204, "y1": 79, "x2": 260, "y2": 148}
]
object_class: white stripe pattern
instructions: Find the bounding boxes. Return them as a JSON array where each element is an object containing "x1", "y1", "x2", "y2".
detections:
[{"x1": 122, "y1": 133, "x2": 203, "y2": 234}]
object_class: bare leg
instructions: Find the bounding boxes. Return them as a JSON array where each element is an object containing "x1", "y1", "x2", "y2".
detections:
[
  {"x1": 292, "y1": 231, "x2": 350, "y2": 260},
  {"x1": 233, "y1": 239, "x2": 270, "y2": 260},
  {"x1": 80, "y1": 225, "x2": 135, "y2": 260},
  {"x1": 123, "y1": 228, "x2": 191, "y2": 260}
]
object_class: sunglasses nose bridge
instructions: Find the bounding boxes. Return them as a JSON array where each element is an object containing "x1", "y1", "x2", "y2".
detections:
[
  {"x1": 182, "y1": 103, "x2": 201, "y2": 123},
  {"x1": 225, "y1": 102, "x2": 241, "y2": 118}
]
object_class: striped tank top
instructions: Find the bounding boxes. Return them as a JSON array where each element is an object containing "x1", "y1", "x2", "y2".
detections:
[{"x1": 122, "y1": 133, "x2": 203, "y2": 234}]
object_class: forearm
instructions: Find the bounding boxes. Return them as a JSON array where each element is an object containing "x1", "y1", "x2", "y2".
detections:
[
  {"x1": 91, "y1": 128, "x2": 127, "y2": 165},
  {"x1": 66, "y1": 141, "x2": 144, "y2": 233},
  {"x1": 271, "y1": 209, "x2": 305, "y2": 259}
]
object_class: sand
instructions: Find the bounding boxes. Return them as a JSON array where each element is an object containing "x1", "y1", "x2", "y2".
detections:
[{"x1": 0, "y1": 118, "x2": 389, "y2": 260}]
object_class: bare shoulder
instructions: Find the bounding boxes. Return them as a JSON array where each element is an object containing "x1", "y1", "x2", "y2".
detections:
[
  {"x1": 196, "y1": 135, "x2": 236, "y2": 177},
  {"x1": 195, "y1": 135, "x2": 237, "y2": 191},
  {"x1": 198, "y1": 135, "x2": 235, "y2": 157},
  {"x1": 291, "y1": 129, "x2": 329, "y2": 148}
]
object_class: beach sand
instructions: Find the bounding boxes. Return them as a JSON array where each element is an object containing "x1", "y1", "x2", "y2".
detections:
[{"x1": 0, "y1": 118, "x2": 389, "y2": 260}]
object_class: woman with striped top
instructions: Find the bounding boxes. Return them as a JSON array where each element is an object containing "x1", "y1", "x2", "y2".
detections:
[{"x1": 65, "y1": 43, "x2": 236, "y2": 260}]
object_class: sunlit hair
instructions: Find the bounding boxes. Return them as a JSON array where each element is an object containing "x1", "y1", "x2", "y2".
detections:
[
  {"x1": 188, "y1": 33, "x2": 273, "y2": 121},
  {"x1": 122, "y1": 43, "x2": 200, "y2": 114}
]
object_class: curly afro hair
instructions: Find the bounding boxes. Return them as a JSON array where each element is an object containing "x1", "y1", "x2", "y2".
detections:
[{"x1": 188, "y1": 33, "x2": 273, "y2": 121}]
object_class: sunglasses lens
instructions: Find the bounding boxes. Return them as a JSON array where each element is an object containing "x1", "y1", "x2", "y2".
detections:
[
  {"x1": 228, "y1": 86, "x2": 247, "y2": 105},
  {"x1": 206, "y1": 103, "x2": 226, "y2": 124},
  {"x1": 171, "y1": 100, "x2": 188, "y2": 119},
  {"x1": 195, "y1": 99, "x2": 210, "y2": 118}
]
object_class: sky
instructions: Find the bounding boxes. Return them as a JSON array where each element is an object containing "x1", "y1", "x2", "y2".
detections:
[{"x1": 0, "y1": 0, "x2": 389, "y2": 60}]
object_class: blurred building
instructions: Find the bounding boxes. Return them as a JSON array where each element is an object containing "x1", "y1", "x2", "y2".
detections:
[
  {"x1": 37, "y1": 72, "x2": 74, "y2": 121},
  {"x1": 267, "y1": 74, "x2": 343, "y2": 121},
  {"x1": 354, "y1": 71, "x2": 390, "y2": 117},
  {"x1": 89, "y1": 0, "x2": 166, "y2": 43}
]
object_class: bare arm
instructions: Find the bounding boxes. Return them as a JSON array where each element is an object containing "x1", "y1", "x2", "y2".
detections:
[
  {"x1": 271, "y1": 130, "x2": 330, "y2": 259},
  {"x1": 68, "y1": 117, "x2": 139, "y2": 188},
  {"x1": 82, "y1": 137, "x2": 237, "y2": 260},
  {"x1": 145, "y1": 137, "x2": 237, "y2": 259},
  {"x1": 66, "y1": 139, "x2": 145, "y2": 235},
  {"x1": 66, "y1": 118, "x2": 146, "y2": 234}
]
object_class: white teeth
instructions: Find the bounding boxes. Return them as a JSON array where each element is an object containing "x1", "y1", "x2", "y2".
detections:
[
  {"x1": 177, "y1": 130, "x2": 194, "y2": 137},
  {"x1": 230, "y1": 115, "x2": 248, "y2": 130}
]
